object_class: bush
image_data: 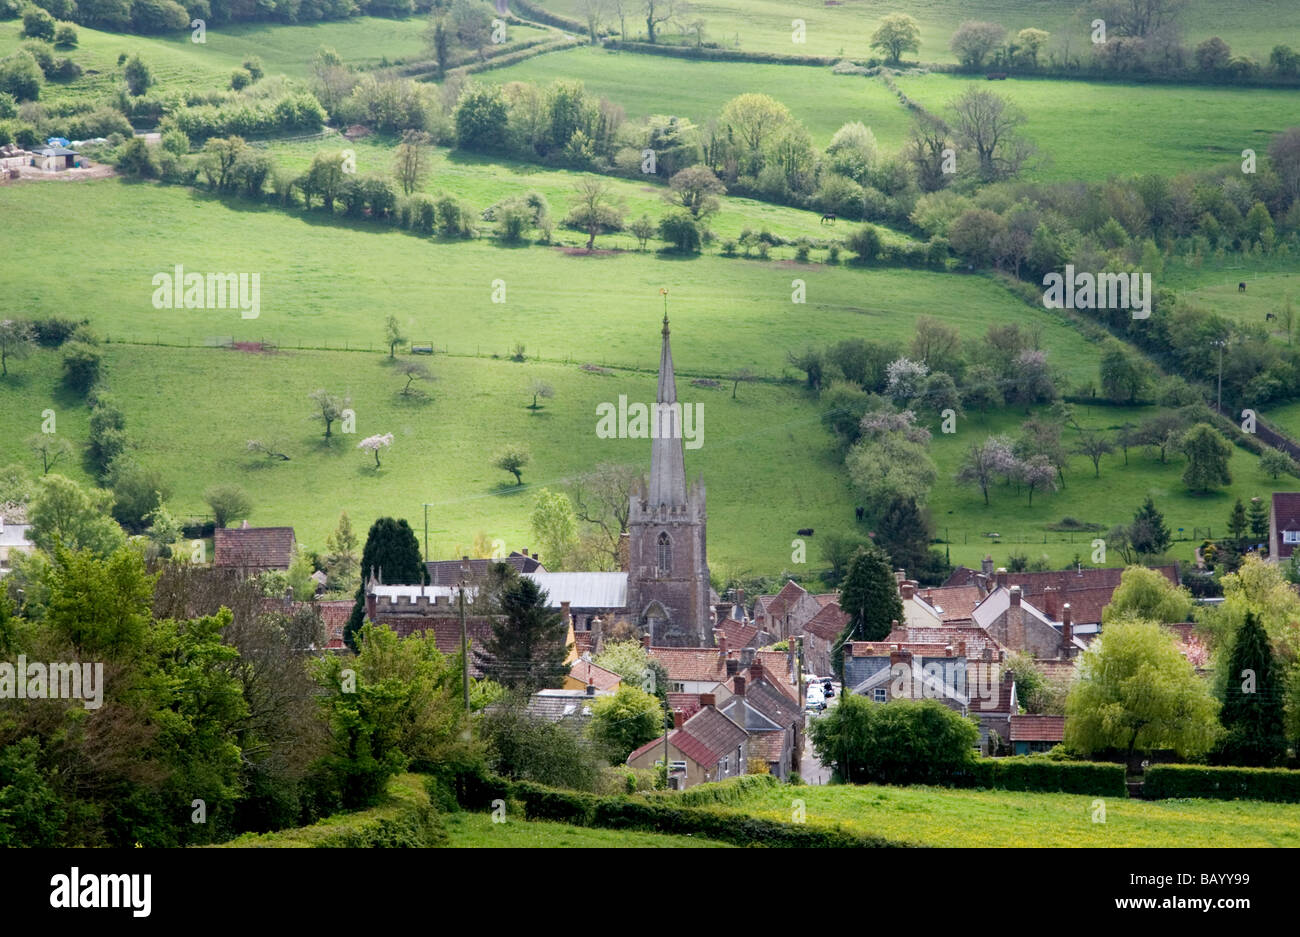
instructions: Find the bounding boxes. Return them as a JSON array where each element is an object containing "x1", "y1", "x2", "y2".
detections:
[
  {"x1": 29, "y1": 316, "x2": 84, "y2": 347},
  {"x1": 1144, "y1": 763, "x2": 1300, "y2": 802},
  {"x1": 20, "y1": 6, "x2": 55, "y2": 40},
  {"x1": 958, "y1": 757, "x2": 1128, "y2": 796},
  {"x1": 61, "y1": 340, "x2": 103, "y2": 395},
  {"x1": 229, "y1": 67, "x2": 252, "y2": 91},
  {"x1": 68, "y1": 106, "x2": 132, "y2": 140},
  {"x1": 846, "y1": 223, "x2": 882, "y2": 262},
  {"x1": 658, "y1": 208, "x2": 701, "y2": 253},
  {"x1": 810, "y1": 697, "x2": 979, "y2": 786},
  {"x1": 53, "y1": 22, "x2": 76, "y2": 48},
  {"x1": 0, "y1": 50, "x2": 44, "y2": 101},
  {"x1": 114, "y1": 136, "x2": 158, "y2": 177}
]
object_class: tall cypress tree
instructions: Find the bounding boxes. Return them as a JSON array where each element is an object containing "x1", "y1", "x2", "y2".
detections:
[
  {"x1": 346, "y1": 517, "x2": 426, "y2": 650},
  {"x1": 833, "y1": 546, "x2": 904, "y2": 682},
  {"x1": 1226, "y1": 498, "x2": 1248, "y2": 549},
  {"x1": 1247, "y1": 496, "x2": 1269, "y2": 549},
  {"x1": 474, "y1": 577, "x2": 568, "y2": 692},
  {"x1": 1216, "y1": 611, "x2": 1287, "y2": 767},
  {"x1": 1129, "y1": 496, "x2": 1171, "y2": 555}
]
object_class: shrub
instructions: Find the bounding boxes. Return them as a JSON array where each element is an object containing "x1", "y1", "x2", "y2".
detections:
[
  {"x1": 61, "y1": 340, "x2": 103, "y2": 395},
  {"x1": 810, "y1": 697, "x2": 979, "y2": 786},
  {"x1": 29, "y1": 316, "x2": 84, "y2": 347},
  {"x1": 229, "y1": 68, "x2": 252, "y2": 91},
  {"x1": 658, "y1": 208, "x2": 701, "y2": 253},
  {"x1": 68, "y1": 106, "x2": 132, "y2": 140},
  {"x1": 957, "y1": 757, "x2": 1127, "y2": 796},
  {"x1": 0, "y1": 50, "x2": 44, "y2": 101},
  {"x1": 846, "y1": 223, "x2": 882, "y2": 262},
  {"x1": 1144, "y1": 763, "x2": 1300, "y2": 802},
  {"x1": 53, "y1": 22, "x2": 76, "y2": 48},
  {"x1": 114, "y1": 136, "x2": 158, "y2": 177},
  {"x1": 20, "y1": 6, "x2": 55, "y2": 40}
]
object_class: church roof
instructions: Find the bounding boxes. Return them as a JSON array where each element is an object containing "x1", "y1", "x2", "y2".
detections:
[
  {"x1": 525, "y1": 572, "x2": 627, "y2": 609},
  {"x1": 647, "y1": 314, "x2": 688, "y2": 510}
]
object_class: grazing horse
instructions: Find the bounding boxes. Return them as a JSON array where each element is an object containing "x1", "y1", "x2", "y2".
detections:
[
  {"x1": 1239, "y1": 282, "x2": 1247, "y2": 292},
  {"x1": 1267, "y1": 312, "x2": 1277, "y2": 321},
  {"x1": 820, "y1": 212, "x2": 836, "y2": 225},
  {"x1": 797, "y1": 528, "x2": 814, "y2": 537}
]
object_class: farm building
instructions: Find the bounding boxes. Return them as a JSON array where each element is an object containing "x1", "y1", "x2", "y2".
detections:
[{"x1": 30, "y1": 145, "x2": 80, "y2": 171}]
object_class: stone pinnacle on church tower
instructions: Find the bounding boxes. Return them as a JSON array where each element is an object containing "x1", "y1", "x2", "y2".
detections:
[{"x1": 648, "y1": 291, "x2": 688, "y2": 511}]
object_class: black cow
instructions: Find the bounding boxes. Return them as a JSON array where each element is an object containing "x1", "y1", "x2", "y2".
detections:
[
  {"x1": 1239, "y1": 282, "x2": 1247, "y2": 292},
  {"x1": 820, "y1": 212, "x2": 836, "y2": 225},
  {"x1": 1267, "y1": 312, "x2": 1277, "y2": 321},
  {"x1": 797, "y1": 528, "x2": 814, "y2": 536},
  {"x1": 855, "y1": 506, "x2": 865, "y2": 521}
]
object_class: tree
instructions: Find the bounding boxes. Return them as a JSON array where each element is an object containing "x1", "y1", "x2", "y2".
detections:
[
  {"x1": 1248, "y1": 496, "x2": 1269, "y2": 547},
  {"x1": 494, "y1": 445, "x2": 530, "y2": 485},
  {"x1": 630, "y1": 213, "x2": 655, "y2": 250},
  {"x1": 1016, "y1": 454, "x2": 1058, "y2": 506},
  {"x1": 526, "y1": 379, "x2": 554, "y2": 410},
  {"x1": 358, "y1": 432, "x2": 394, "y2": 469},
  {"x1": 595, "y1": 640, "x2": 668, "y2": 707},
  {"x1": 835, "y1": 546, "x2": 904, "y2": 680},
  {"x1": 949, "y1": 20, "x2": 1006, "y2": 68},
  {"x1": 27, "y1": 474, "x2": 126, "y2": 556},
  {"x1": 392, "y1": 129, "x2": 431, "y2": 196},
  {"x1": 384, "y1": 315, "x2": 407, "y2": 358},
  {"x1": 1073, "y1": 429, "x2": 1115, "y2": 478},
  {"x1": 304, "y1": 150, "x2": 345, "y2": 211},
  {"x1": 531, "y1": 488, "x2": 579, "y2": 571},
  {"x1": 846, "y1": 434, "x2": 936, "y2": 507},
  {"x1": 870, "y1": 12, "x2": 921, "y2": 64},
  {"x1": 575, "y1": 0, "x2": 610, "y2": 43},
  {"x1": 1259, "y1": 448, "x2": 1297, "y2": 480},
  {"x1": 657, "y1": 209, "x2": 701, "y2": 253},
  {"x1": 28, "y1": 434, "x2": 72, "y2": 475},
  {"x1": 875, "y1": 496, "x2": 936, "y2": 582},
  {"x1": 1268, "y1": 127, "x2": 1300, "y2": 207},
  {"x1": 308, "y1": 389, "x2": 351, "y2": 439},
  {"x1": 1195, "y1": 36, "x2": 1231, "y2": 71},
  {"x1": 1103, "y1": 566, "x2": 1194, "y2": 624},
  {"x1": 323, "y1": 510, "x2": 360, "y2": 592},
  {"x1": 475, "y1": 576, "x2": 569, "y2": 691},
  {"x1": 311, "y1": 44, "x2": 354, "y2": 112},
  {"x1": 198, "y1": 135, "x2": 247, "y2": 194},
  {"x1": 108, "y1": 461, "x2": 171, "y2": 532},
  {"x1": 1129, "y1": 496, "x2": 1172, "y2": 555},
  {"x1": 61, "y1": 341, "x2": 102, "y2": 396},
  {"x1": 346, "y1": 517, "x2": 426, "y2": 649},
  {"x1": 719, "y1": 93, "x2": 793, "y2": 175},
  {"x1": 0, "y1": 51, "x2": 43, "y2": 102},
  {"x1": 666, "y1": 166, "x2": 725, "y2": 218},
  {"x1": 197, "y1": 486, "x2": 249, "y2": 534},
  {"x1": 396, "y1": 360, "x2": 433, "y2": 398},
  {"x1": 954, "y1": 435, "x2": 1015, "y2": 506},
  {"x1": 588, "y1": 685, "x2": 662, "y2": 763},
  {"x1": 642, "y1": 0, "x2": 685, "y2": 43},
  {"x1": 1181, "y1": 423, "x2": 1232, "y2": 493},
  {"x1": 566, "y1": 177, "x2": 625, "y2": 249},
  {"x1": 1215, "y1": 612, "x2": 1287, "y2": 766},
  {"x1": 0, "y1": 319, "x2": 33, "y2": 376},
  {"x1": 1227, "y1": 498, "x2": 1249, "y2": 549},
  {"x1": 122, "y1": 53, "x2": 153, "y2": 96},
  {"x1": 1065, "y1": 619, "x2": 1221, "y2": 766},
  {"x1": 948, "y1": 86, "x2": 1033, "y2": 182},
  {"x1": 21, "y1": 6, "x2": 56, "y2": 40},
  {"x1": 1013, "y1": 27, "x2": 1049, "y2": 65},
  {"x1": 569, "y1": 463, "x2": 642, "y2": 569},
  {"x1": 847, "y1": 223, "x2": 883, "y2": 263},
  {"x1": 809, "y1": 696, "x2": 977, "y2": 786},
  {"x1": 1099, "y1": 343, "x2": 1146, "y2": 403}
]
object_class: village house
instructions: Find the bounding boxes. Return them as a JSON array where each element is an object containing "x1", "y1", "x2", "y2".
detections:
[
  {"x1": 752, "y1": 580, "x2": 827, "y2": 639},
  {"x1": 717, "y1": 661, "x2": 803, "y2": 779},
  {"x1": 801, "y1": 600, "x2": 848, "y2": 677},
  {"x1": 972, "y1": 587, "x2": 1083, "y2": 660},
  {"x1": 0, "y1": 518, "x2": 34, "y2": 575},
  {"x1": 626, "y1": 696, "x2": 749, "y2": 790},
  {"x1": 1009, "y1": 715, "x2": 1066, "y2": 754},
  {"x1": 1268, "y1": 492, "x2": 1300, "y2": 565},
  {"x1": 564, "y1": 657, "x2": 623, "y2": 694},
  {"x1": 213, "y1": 523, "x2": 297, "y2": 573}
]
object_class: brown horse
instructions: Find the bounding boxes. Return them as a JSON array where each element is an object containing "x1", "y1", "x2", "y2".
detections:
[{"x1": 820, "y1": 212, "x2": 836, "y2": 225}]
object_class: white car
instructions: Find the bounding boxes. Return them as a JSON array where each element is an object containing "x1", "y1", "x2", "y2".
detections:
[{"x1": 804, "y1": 687, "x2": 826, "y2": 712}]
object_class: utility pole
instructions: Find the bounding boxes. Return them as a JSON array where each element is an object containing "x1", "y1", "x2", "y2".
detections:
[
  {"x1": 459, "y1": 559, "x2": 470, "y2": 713},
  {"x1": 1213, "y1": 339, "x2": 1227, "y2": 412},
  {"x1": 422, "y1": 503, "x2": 433, "y2": 566}
]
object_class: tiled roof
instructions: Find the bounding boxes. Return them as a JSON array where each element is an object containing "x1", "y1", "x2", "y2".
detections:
[
  {"x1": 740, "y1": 678, "x2": 801, "y2": 727},
  {"x1": 570, "y1": 658, "x2": 622, "y2": 691},
  {"x1": 425, "y1": 552, "x2": 544, "y2": 585},
  {"x1": 258, "y1": 597, "x2": 353, "y2": 649},
  {"x1": 1033, "y1": 659, "x2": 1079, "y2": 684},
  {"x1": 944, "y1": 565, "x2": 1179, "y2": 626},
  {"x1": 1009, "y1": 715, "x2": 1065, "y2": 742},
  {"x1": 803, "y1": 602, "x2": 848, "y2": 640},
  {"x1": 213, "y1": 526, "x2": 296, "y2": 570},
  {"x1": 754, "y1": 652, "x2": 797, "y2": 700},
  {"x1": 884, "y1": 626, "x2": 1003, "y2": 658},
  {"x1": 718, "y1": 617, "x2": 760, "y2": 649},
  {"x1": 648, "y1": 646, "x2": 727, "y2": 683},
  {"x1": 526, "y1": 690, "x2": 599, "y2": 722},
  {"x1": 756, "y1": 580, "x2": 808, "y2": 620},
  {"x1": 673, "y1": 706, "x2": 748, "y2": 766},
  {"x1": 813, "y1": 593, "x2": 838, "y2": 607},
  {"x1": 1273, "y1": 493, "x2": 1300, "y2": 559},
  {"x1": 667, "y1": 693, "x2": 703, "y2": 720},
  {"x1": 749, "y1": 729, "x2": 788, "y2": 764},
  {"x1": 914, "y1": 585, "x2": 982, "y2": 622}
]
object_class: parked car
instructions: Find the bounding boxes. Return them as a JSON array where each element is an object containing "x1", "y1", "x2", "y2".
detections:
[
  {"x1": 823, "y1": 682, "x2": 835, "y2": 698},
  {"x1": 805, "y1": 687, "x2": 825, "y2": 712}
]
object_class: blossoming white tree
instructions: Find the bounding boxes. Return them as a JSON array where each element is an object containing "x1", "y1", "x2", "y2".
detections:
[{"x1": 358, "y1": 432, "x2": 393, "y2": 469}]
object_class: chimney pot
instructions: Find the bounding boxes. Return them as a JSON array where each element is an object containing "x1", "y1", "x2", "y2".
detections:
[
  {"x1": 900, "y1": 582, "x2": 915, "y2": 600},
  {"x1": 996, "y1": 568, "x2": 1008, "y2": 588},
  {"x1": 672, "y1": 709, "x2": 685, "y2": 729},
  {"x1": 713, "y1": 628, "x2": 727, "y2": 654},
  {"x1": 1009, "y1": 585, "x2": 1021, "y2": 607},
  {"x1": 750, "y1": 660, "x2": 763, "y2": 682},
  {"x1": 586, "y1": 683, "x2": 595, "y2": 696},
  {"x1": 735, "y1": 675, "x2": 746, "y2": 696}
]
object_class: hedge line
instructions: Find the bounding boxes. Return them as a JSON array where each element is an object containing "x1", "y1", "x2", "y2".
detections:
[
  {"x1": 509, "y1": 0, "x2": 595, "y2": 35},
  {"x1": 454, "y1": 768, "x2": 915, "y2": 846},
  {"x1": 1144, "y1": 764, "x2": 1300, "y2": 803},
  {"x1": 214, "y1": 774, "x2": 447, "y2": 847},
  {"x1": 956, "y1": 757, "x2": 1128, "y2": 797},
  {"x1": 606, "y1": 40, "x2": 839, "y2": 67}
]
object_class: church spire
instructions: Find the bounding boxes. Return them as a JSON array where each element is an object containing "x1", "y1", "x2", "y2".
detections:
[{"x1": 648, "y1": 298, "x2": 687, "y2": 510}]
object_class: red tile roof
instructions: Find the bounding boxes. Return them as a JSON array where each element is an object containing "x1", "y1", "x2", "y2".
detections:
[
  {"x1": 214, "y1": 526, "x2": 296, "y2": 570},
  {"x1": 756, "y1": 580, "x2": 809, "y2": 621},
  {"x1": 369, "y1": 614, "x2": 497, "y2": 675},
  {"x1": 628, "y1": 707, "x2": 748, "y2": 768},
  {"x1": 718, "y1": 617, "x2": 760, "y2": 649},
  {"x1": 648, "y1": 647, "x2": 727, "y2": 683},
  {"x1": 258, "y1": 597, "x2": 353, "y2": 648},
  {"x1": 667, "y1": 693, "x2": 703, "y2": 720},
  {"x1": 1009, "y1": 715, "x2": 1066, "y2": 742},
  {"x1": 754, "y1": 652, "x2": 797, "y2": 700},
  {"x1": 749, "y1": 729, "x2": 788, "y2": 764},
  {"x1": 884, "y1": 626, "x2": 1003, "y2": 658},
  {"x1": 1274, "y1": 493, "x2": 1300, "y2": 559},
  {"x1": 803, "y1": 602, "x2": 848, "y2": 640},
  {"x1": 943, "y1": 565, "x2": 1180, "y2": 625},
  {"x1": 570, "y1": 658, "x2": 622, "y2": 691},
  {"x1": 914, "y1": 585, "x2": 982, "y2": 623}
]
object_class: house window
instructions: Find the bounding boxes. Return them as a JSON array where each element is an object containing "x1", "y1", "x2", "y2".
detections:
[
  {"x1": 656, "y1": 532, "x2": 672, "y2": 575},
  {"x1": 670, "y1": 682, "x2": 685, "y2": 693},
  {"x1": 1285, "y1": 531, "x2": 1300, "y2": 544},
  {"x1": 872, "y1": 688, "x2": 887, "y2": 703}
]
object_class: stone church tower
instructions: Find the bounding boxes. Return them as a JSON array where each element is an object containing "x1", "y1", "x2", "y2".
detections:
[{"x1": 626, "y1": 314, "x2": 712, "y2": 647}]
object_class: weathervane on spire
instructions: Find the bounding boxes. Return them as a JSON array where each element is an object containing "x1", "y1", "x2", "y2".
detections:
[{"x1": 660, "y1": 287, "x2": 669, "y2": 334}]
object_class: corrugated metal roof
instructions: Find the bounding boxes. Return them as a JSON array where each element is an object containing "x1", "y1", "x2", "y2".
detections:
[
  {"x1": 0, "y1": 524, "x2": 33, "y2": 548},
  {"x1": 524, "y1": 572, "x2": 627, "y2": 609}
]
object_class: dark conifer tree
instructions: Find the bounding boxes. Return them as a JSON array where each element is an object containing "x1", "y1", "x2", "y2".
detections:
[{"x1": 346, "y1": 517, "x2": 426, "y2": 650}]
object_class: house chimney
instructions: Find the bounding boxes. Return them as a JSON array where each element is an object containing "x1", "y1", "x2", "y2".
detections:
[
  {"x1": 889, "y1": 649, "x2": 913, "y2": 668},
  {"x1": 726, "y1": 659, "x2": 739, "y2": 676},
  {"x1": 714, "y1": 629, "x2": 727, "y2": 655},
  {"x1": 700, "y1": 693, "x2": 716, "y2": 708},
  {"x1": 900, "y1": 582, "x2": 915, "y2": 600},
  {"x1": 1062, "y1": 602, "x2": 1073, "y2": 651},
  {"x1": 735, "y1": 675, "x2": 746, "y2": 696},
  {"x1": 1010, "y1": 585, "x2": 1021, "y2": 607},
  {"x1": 672, "y1": 709, "x2": 685, "y2": 728},
  {"x1": 641, "y1": 633, "x2": 651, "y2": 649},
  {"x1": 996, "y1": 567, "x2": 1008, "y2": 588},
  {"x1": 890, "y1": 619, "x2": 900, "y2": 633},
  {"x1": 749, "y1": 660, "x2": 763, "y2": 683},
  {"x1": 894, "y1": 569, "x2": 905, "y2": 584},
  {"x1": 521, "y1": 548, "x2": 529, "y2": 557},
  {"x1": 586, "y1": 683, "x2": 595, "y2": 696},
  {"x1": 981, "y1": 555, "x2": 995, "y2": 576},
  {"x1": 560, "y1": 600, "x2": 571, "y2": 626}
]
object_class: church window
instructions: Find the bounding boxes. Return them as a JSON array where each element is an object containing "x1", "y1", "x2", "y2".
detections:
[{"x1": 656, "y1": 532, "x2": 672, "y2": 574}]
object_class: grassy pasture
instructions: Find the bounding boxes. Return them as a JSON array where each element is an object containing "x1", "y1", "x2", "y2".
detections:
[
  {"x1": 699, "y1": 778, "x2": 1300, "y2": 847},
  {"x1": 443, "y1": 810, "x2": 731, "y2": 846},
  {"x1": 539, "y1": 0, "x2": 1300, "y2": 66}
]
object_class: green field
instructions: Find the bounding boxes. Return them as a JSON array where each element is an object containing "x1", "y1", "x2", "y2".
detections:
[
  {"x1": 443, "y1": 810, "x2": 731, "y2": 846},
  {"x1": 704, "y1": 780, "x2": 1300, "y2": 847},
  {"x1": 539, "y1": 0, "x2": 1300, "y2": 66}
]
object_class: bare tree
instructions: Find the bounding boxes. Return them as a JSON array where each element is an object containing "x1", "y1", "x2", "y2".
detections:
[
  {"x1": 0, "y1": 319, "x2": 33, "y2": 377},
  {"x1": 1073, "y1": 430, "x2": 1116, "y2": 478},
  {"x1": 948, "y1": 87, "x2": 1035, "y2": 182},
  {"x1": 570, "y1": 463, "x2": 643, "y2": 566},
  {"x1": 729, "y1": 366, "x2": 755, "y2": 399},
  {"x1": 526, "y1": 379, "x2": 554, "y2": 409},
  {"x1": 905, "y1": 114, "x2": 954, "y2": 192},
  {"x1": 28, "y1": 434, "x2": 72, "y2": 474},
  {"x1": 397, "y1": 360, "x2": 435, "y2": 397},
  {"x1": 308, "y1": 389, "x2": 351, "y2": 438},
  {"x1": 1089, "y1": 0, "x2": 1187, "y2": 38},
  {"x1": 576, "y1": 0, "x2": 611, "y2": 43},
  {"x1": 642, "y1": 0, "x2": 687, "y2": 43},
  {"x1": 392, "y1": 130, "x2": 431, "y2": 196}
]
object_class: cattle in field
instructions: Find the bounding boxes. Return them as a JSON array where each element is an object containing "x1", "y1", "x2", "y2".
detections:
[
  {"x1": 820, "y1": 212, "x2": 836, "y2": 225},
  {"x1": 1239, "y1": 282, "x2": 1247, "y2": 292},
  {"x1": 1267, "y1": 312, "x2": 1277, "y2": 321},
  {"x1": 855, "y1": 506, "x2": 865, "y2": 521},
  {"x1": 797, "y1": 528, "x2": 814, "y2": 536}
]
